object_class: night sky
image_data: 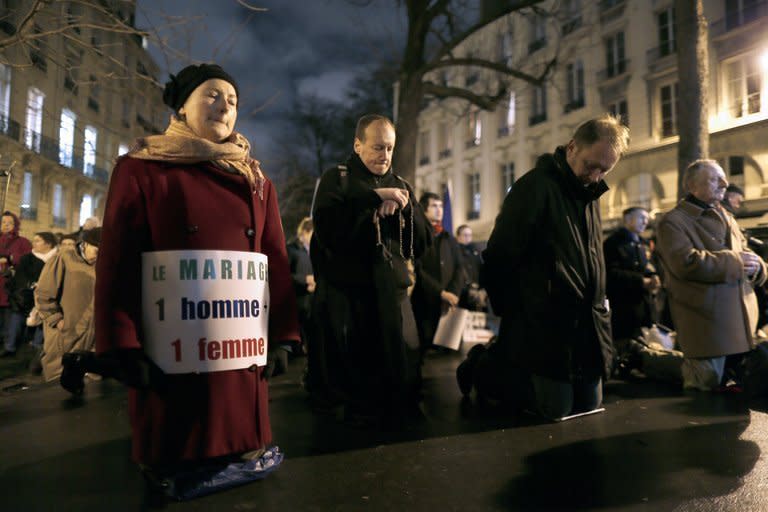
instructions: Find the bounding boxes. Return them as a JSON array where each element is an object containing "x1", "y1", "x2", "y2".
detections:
[{"x1": 135, "y1": 0, "x2": 406, "y2": 164}]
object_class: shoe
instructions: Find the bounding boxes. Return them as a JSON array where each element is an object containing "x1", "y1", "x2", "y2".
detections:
[
  {"x1": 60, "y1": 351, "x2": 92, "y2": 395},
  {"x1": 456, "y1": 344, "x2": 486, "y2": 396},
  {"x1": 0, "y1": 349, "x2": 16, "y2": 358}
]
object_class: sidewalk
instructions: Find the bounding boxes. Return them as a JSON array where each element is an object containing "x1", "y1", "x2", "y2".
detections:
[
  {"x1": 1, "y1": 351, "x2": 767, "y2": 511},
  {"x1": 0, "y1": 342, "x2": 44, "y2": 391}
]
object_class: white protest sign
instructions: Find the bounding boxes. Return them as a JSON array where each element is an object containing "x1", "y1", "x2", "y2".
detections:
[{"x1": 141, "y1": 250, "x2": 270, "y2": 374}]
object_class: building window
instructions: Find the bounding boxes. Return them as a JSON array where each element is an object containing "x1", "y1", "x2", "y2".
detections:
[
  {"x1": 20, "y1": 171, "x2": 36, "y2": 220},
  {"x1": 418, "y1": 130, "x2": 430, "y2": 166},
  {"x1": 658, "y1": 7, "x2": 676, "y2": 57},
  {"x1": 118, "y1": 143, "x2": 130, "y2": 156},
  {"x1": 608, "y1": 99, "x2": 629, "y2": 127},
  {"x1": 565, "y1": 60, "x2": 585, "y2": 112},
  {"x1": 605, "y1": 31, "x2": 626, "y2": 78},
  {"x1": 726, "y1": 56, "x2": 761, "y2": 118},
  {"x1": 498, "y1": 91, "x2": 516, "y2": 137},
  {"x1": 660, "y1": 83, "x2": 679, "y2": 138},
  {"x1": 465, "y1": 108, "x2": 482, "y2": 148},
  {"x1": 83, "y1": 125, "x2": 97, "y2": 175},
  {"x1": 498, "y1": 30, "x2": 514, "y2": 65},
  {"x1": 438, "y1": 122, "x2": 453, "y2": 159},
  {"x1": 726, "y1": 0, "x2": 763, "y2": 30},
  {"x1": 528, "y1": 14, "x2": 546, "y2": 54},
  {"x1": 88, "y1": 75, "x2": 100, "y2": 112},
  {"x1": 25, "y1": 87, "x2": 44, "y2": 152},
  {"x1": 501, "y1": 162, "x2": 515, "y2": 197},
  {"x1": 561, "y1": 0, "x2": 582, "y2": 34},
  {"x1": 52, "y1": 183, "x2": 66, "y2": 228},
  {"x1": 79, "y1": 194, "x2": 93, "y2": 227},
  {"x1": 59, "y1": 109, "x2": 76, "y2": 167},
  {"x1": 467, "y1": 172, "x2": 481, "y2": 219},
  {"x1": 529, "y1": 85, "x2": 547, "y2": 125},
  {"x1": 0, "y1": 63, "x2": 9, "y2": 120}
]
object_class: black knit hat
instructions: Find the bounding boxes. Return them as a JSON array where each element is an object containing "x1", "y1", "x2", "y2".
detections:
[
  {"x1": 162, "y1": 64, "x2": 239, "y2": 111},
  {"x1": 81, "y1": 227, "x2": 101, "y2": 248}
]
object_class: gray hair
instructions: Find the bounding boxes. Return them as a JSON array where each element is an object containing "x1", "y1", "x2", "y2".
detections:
[{"x1": 683, "y1": 159, "x2": 720, "y2": 193}]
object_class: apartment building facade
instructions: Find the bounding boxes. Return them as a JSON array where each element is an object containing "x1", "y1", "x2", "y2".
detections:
[
  {"x1": 0, "y1": 0, "x2": 165, "y2": 237},
  {"x1": 414, "y1": 0, "x2": 768, "y2": 238}
]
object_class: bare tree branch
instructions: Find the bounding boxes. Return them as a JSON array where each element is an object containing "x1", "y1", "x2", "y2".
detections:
[{"x1": 422, "y1": 80, "x2": 507, "y2": 110}]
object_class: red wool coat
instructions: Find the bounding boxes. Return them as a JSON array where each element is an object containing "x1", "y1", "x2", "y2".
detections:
[{"x1": 95, "y1": 156, "x2": 299, "y2": 466}]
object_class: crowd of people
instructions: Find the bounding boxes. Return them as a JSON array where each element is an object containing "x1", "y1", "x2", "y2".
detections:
[
  {"x1": 0, "y1": 214, "x2": 101, "y2": 379},
  {"x1": 2, "y1": 61, "x2": 765, "y2": 502}
]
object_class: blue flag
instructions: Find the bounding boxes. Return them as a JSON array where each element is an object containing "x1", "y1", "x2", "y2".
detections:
[{"x1": 442, "y1": 180, "x2": 453, "y2": 236}]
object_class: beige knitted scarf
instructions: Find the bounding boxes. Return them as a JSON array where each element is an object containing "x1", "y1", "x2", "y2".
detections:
[{"x1": 130, "y1": 117, "x2": 265, "y2": 198}]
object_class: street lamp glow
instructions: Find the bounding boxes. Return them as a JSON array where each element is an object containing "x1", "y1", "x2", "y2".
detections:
[{"x1": 760, "y1": 51, "x2": 768, "y2": 71}]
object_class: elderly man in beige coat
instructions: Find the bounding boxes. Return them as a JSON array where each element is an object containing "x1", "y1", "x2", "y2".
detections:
[{"x1": 657, "y1": 160, "x2": 766, "y2": 390}]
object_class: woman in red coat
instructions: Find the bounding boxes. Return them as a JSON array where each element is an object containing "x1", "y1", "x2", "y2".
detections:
[{"x1": 93, "y1": 64, "x2": 299, "y2": 495}]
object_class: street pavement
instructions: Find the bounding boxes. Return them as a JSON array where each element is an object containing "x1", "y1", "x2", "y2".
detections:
[{"x1": 1, "y1": 351, "x2": 768, "y2": 511}]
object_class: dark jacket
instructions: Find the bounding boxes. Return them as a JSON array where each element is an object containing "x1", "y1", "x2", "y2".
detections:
[
  {"x1": 287, "y1": 239, "x2": 313, "y2": 297},
  {"x1": 482, "y1": 147, "x2": 613, "y2": 381},
  {"x1": 603, "y1": 227, "x2": 657, "y2": 339},
  {"x1": 6, "y1": 250, "x2": 48, "y2": 313},
  {"x1": 0, "y1": 212, "x2": 32, "y2": 307},
  {"x1": 411, "y1": 229, "x2": 466, "y2": 346},
  {"x1": 312, "y1": 154, "x2": 431, "y2": 288},
  {"x1": 458, "y1": 242, "x2": 483, "y2": 285},
  {"x1": 310, "y1": 153, "x2": 432, "y2": 409}
]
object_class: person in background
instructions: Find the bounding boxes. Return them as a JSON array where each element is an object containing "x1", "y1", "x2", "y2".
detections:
[
  {"x1": 604, "y1": 207, "x2": 660, "y2": 340},
  {"x1": 456, "y1": 224, "x2": 487, "y2": 311},
  {"x1": 721, "y1": 184, "x2": 744, "y2": 216},
  {"x1": 287, "y1": 217, "x2": 314, "y2": 352},
  {"x1": 0, "y1": 211, "x2": 32, "y2": 357},
  {"x1": 656, "y1": 160, "x2": 766, "y2": 391},
  {"x1": 4, "y1": 232, "x2": 58, "y2": 374},
  {"x1": 411, "y1": 192, "x2": 465, "y2": 354},
  {"x1": 59, "y1": 233, "x2": 78, "y2": 251},
  {"x1": 36, "y1": 228, "x2": 99, "y2": 381}
]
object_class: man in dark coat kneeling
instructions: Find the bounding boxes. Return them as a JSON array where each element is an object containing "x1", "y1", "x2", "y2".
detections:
[{"x1": 458, "y1": 114, "x2": 629, "y2": 420}]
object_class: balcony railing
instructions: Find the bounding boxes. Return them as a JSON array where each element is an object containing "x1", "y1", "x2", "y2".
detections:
[
  {"x1": 91, "y1": 165, "x2": 109, "y2": 184},
  {"x1": 19, "y1": 206, "x2": 37, "y2": 221},
  {"x1": 527, "y1": 38, "x2": 546, "y2": 54},
  {"x1": 498, "y1": 125, "x2": 511, "y2": 138},
  {"x1": 529, "y1": 113, "x2": 547, "y2": 126},
  {"x1": 52, "y1": 216, "x2": 67, "y2": 228},
  {"x1": 438, "y1": 148, "x2": 452, "y2": 160},
  {"x1": 467, "y1": 210, "x2": 480, "y2": 220},
  {"x1": 418, "y1": 156, "x2": 430, "y2": 166},
  {"x1": 646, "y1": 45, "x2": 676, "y2": 64},
  {"x1": 465, "y1": 138, "x2": 480, "y2": 149},
  {"x1": 711, "y1": 0, "x2": 767, "y2": 37},
  {"x1": 0, "y1": 114, "x2": 21, "y2": 142},
  {"x1": 564, "y1": 98, "x2": 585, "y2": 113},
  {"x1": 597, "y1": 59, "x2": 630, "y2": 82},
  {"x1": 561, "y1": 16, "x2": 582, "y2": 35},
  {"x1": 599, "y1": 0, "x2": 626, "y2": 23}
]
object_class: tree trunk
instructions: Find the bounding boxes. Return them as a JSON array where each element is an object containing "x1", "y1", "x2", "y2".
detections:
[
  {"x1": 394, "y1": 74, "x2": 424, "y2": 185},
  {"x1": 675, "y1": 0, "x2": 709, "y2": 199}
]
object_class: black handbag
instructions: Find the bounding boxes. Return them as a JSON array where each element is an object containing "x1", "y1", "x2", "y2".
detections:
[{"x1": 373, "y1": 209, "x2": 414, "y2": 290}]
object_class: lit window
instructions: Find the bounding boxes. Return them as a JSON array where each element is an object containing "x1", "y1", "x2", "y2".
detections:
[
  {"x1": 467, "y1": 172, "x2": 481, "y2": 219},
  {"x1": 79, "y1": 194, "x2": 93, "y2": 226},
  {"x1": 660, "y1": 83, "x2": 679, "y2": 137},
  {"x1": 59, "y1": 109, "x2": 76, "y2": 167},
  {"x1": 501, "y1": 162, "x2": 515, "y2": 197},
  {"x1": 0, "y1": 63, "x2": 10, "y2": 120},
  {"x1": 25, "y1": 87, "x2": 45, "y2": 151},
  {"x1": 118, "y1": 143, "x2": 130, "y2": 156},
  {"x1": 83, "y1": 125, "x2": 97, "y2": 175},
  {"x1": 726, "y1": 56, "x2": 761, "y2": 118}
]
